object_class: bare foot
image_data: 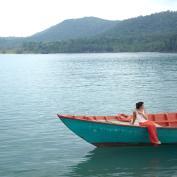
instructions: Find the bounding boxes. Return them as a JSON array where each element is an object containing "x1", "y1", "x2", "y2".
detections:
[{"x1": 155, "y1": 141, "x2": 161, "y2": 145}]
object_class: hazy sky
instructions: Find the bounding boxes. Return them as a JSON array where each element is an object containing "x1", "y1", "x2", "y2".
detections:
[{"x1": 0, "y1": 0, "x2": 176, "y2": 37}]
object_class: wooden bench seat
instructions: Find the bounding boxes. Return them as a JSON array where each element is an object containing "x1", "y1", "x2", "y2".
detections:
[{"x1": 154, "y1": 120, "x2": 177, "y2": 123}]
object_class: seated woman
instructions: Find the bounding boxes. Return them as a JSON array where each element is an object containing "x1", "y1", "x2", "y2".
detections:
[{"x1": 132, "y1": 102, "x2": 161, "y2": 145}]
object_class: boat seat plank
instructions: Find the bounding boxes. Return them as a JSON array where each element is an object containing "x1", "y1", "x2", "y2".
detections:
[{"x1": 154, "y1": 120, "x2": 177, "y2": 123}]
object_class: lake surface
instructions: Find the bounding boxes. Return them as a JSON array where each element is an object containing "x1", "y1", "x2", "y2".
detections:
[{"x1": 1, "y1": 53, "x2": 177, "y2": 177}]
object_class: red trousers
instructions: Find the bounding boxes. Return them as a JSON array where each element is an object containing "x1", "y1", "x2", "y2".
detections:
[{"x1": 139, "y1": 121, "x2": 159, "y2": 144}]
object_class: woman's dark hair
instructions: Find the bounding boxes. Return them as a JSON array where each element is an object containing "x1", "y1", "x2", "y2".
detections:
[{"x1": 136, "y1": 102, "x2": 144, "y2": 109}]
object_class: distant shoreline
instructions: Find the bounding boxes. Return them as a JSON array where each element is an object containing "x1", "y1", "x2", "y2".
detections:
[{"x1": 0, "y1": 52, "x2": 177, "y2": 54}]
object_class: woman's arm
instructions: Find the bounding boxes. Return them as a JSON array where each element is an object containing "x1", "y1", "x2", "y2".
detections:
[{"x1": 132, "y1": 111, "x2": 136, "y2": 125}]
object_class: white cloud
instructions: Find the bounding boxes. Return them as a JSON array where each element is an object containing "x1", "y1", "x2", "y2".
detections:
[{"x1": 0, "y1": 0, "x2": 176, "y2": 37}]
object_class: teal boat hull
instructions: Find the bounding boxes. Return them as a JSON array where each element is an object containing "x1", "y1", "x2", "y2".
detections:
[{"x1": 58, "y1": 116, "x2": 177, "y2": 147}]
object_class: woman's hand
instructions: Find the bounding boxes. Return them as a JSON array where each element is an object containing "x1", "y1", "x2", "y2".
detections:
[
  {"x1": 137, "y1": 111, "x2": 144, "y2": 115},
  {"x1": 137, "y1": 111, "x2": 148, "y2": 119}
]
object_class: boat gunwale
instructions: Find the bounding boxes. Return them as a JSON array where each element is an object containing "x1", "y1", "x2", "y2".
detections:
[{"x1": 57, "y1": 114, "x2": 177, "y2": 130}]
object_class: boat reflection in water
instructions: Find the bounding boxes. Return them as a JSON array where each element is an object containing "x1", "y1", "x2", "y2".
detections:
[{"x1": 66, "y1": 145, "x2": 177, "y2": 177}]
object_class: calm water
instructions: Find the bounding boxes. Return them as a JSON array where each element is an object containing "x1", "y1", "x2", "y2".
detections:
[{"x1": 1, "y1": 53, "x2": 177, "y2": 177}]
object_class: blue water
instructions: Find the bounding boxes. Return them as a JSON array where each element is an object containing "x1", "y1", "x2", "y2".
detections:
[{"x1": 0, "y1": 53, "x2": 177, "y2": 177}]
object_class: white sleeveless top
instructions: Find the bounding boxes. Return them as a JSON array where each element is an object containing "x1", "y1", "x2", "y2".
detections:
[{"x1": 134, "y1": 110, "x2": 147, "y2": 125}]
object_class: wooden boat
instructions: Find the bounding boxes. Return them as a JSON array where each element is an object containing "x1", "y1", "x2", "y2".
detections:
[{"x1": 57, "y1": 112, "x2": 177, "y2": 147}]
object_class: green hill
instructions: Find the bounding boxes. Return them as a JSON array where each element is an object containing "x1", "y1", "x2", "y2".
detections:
[
  {"x1": 103, "y1": 11, "x2": 177, "y2": 38},
  {"x1": 29, "y1": 17, "x2": 118, "y2": 41},
  {"x1": 94, "y1": 11, "x2": 177, "y2": 52}
]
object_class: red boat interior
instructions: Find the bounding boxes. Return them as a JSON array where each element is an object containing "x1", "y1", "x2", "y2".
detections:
[{"x1": 58, "y1": 112, "x2": 177, "y2": 127}]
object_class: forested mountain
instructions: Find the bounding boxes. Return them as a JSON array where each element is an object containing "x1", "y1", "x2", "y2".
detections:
[
  {"x1": 29, "y1": 17, "x2": 118, "y2": 41},
  {"x1": 102, "y1": 11, "x2": 177, "y2": 39},
  {"x1": 1, "y1": 11, "x2": 177, "y2": 53}
]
